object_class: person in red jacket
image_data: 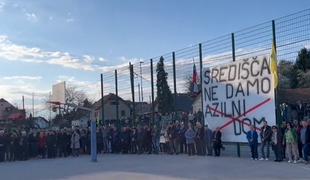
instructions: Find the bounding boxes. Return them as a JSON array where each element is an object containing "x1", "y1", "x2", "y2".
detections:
[{"x1": 38, "y1": 132, "x2": 46, "y2": 159}]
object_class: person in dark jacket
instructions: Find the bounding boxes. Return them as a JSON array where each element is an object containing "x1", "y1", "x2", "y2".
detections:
[
  {"x1": 29, "y1": 130, "x2": 39, "y2": 158},
  {"x1": 121, "y1": 127, "x2": 131, "y2": 154},
  {"x1": 130, "y1": 128, "x2": 138, "y2": 154},
  {"x1": 167, "y1": 123, "x2": 179, "y2": 155},
  {"x1": 0, "y1": 130, "x2": 5, "y2": 162},
  {"x1": 10, "y1": 132, "x2": 19, "y2": 161},
  {"x1": 178, "y1": 124, "x2": 187, "y2": 154},
  {"x1": 301, "y1": 121, "x2": 310, "y2": 164},
  {"x1": 260, "y1": 120, "x2": 272, "y2": 160},
  {"x1": 20, "y1": 131, "x2": 29, "y2": 161},
  {"x1": 271, "y1": 126, "x2": 284, "y2": 162},
  {"x1": 112, "y1": 126, "x2": 121, "y2": 153},
  {"x1": 195, "y1": 122, "x2": 205, "y2": 156},
  {"x1": 46, "y1": 130, "x2": 56, "y2": 158},
  {"x1": 137, "y1": 125, "x2": 145, "y2": 154},
  {"x1": 145, "y1": 126, "x2": 152, "y2": 154},
  {"x1": 57, "y1": 129, "x2": 67, "y2": 157},
  {"x1": 204, "y1": 125, "x2": 213, "y2": 156},
  {"x1": 213, "y1": 127, "x2": 222, "y2": 157},
  {"x1": 246, "y1": 125, "x2": 259, "y2": 160},
  {"x1": 96, "y1": 128, "x2": 103, "y2": 154}
]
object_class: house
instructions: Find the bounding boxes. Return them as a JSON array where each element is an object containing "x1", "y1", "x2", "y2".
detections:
[
  {"x1": 153, "y1": 93, "x2": 195, "y2": 113},
  {"x1": 192, "y1": 94, "x2": 202, "y2": 113},
  {"x1": 0, "y1": 98, "x2": 25, "y2": 121},
  {"x1": 133, "y1": 102, "x2": 151, "y2": 115},
  {"x1": 33, "y1": 116, "x2": 50, "y2": 129},
  {"x1": 93, "y1": 93, "x2": 131, "y2": 121},
  {"x1": 278, "y1": 88, "x2": 310, "y2": 103},
  {"x1": 72, "y1": 116, "x2": 89, "y2": 128}
]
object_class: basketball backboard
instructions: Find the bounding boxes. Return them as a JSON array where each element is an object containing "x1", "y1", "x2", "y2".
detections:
[{"x1": 52, "y1": 81, "x2": 66, "y2": 104}]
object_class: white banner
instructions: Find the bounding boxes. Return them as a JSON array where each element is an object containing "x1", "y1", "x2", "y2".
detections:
[{"x1": 202, "y1": 55, "x2": 276, "y2": 142}]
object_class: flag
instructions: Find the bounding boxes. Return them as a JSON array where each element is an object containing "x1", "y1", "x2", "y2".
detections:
[
  {"x1": 270, "y1": 40, "x2": 278, "y2": 89},
  {"x1": 192, "y1": 63, "x2": 198, "y2": 97}
]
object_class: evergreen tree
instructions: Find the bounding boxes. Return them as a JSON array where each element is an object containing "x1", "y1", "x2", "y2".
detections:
[
  {"x1": 295, "y1": 47, "x2": 310, "y2": 73},
  {"x1": 156, "y1": 56, "x2": 173, "y2": 114}
]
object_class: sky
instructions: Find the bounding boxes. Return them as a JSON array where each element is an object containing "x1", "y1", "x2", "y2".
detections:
[{"x1": 0, "y1": 0, "x2": 309, "y2": 119}]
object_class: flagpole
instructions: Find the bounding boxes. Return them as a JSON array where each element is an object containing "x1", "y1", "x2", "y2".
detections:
[{"x1": 272, "y1": 20, "x2": 281, "y2": 127}]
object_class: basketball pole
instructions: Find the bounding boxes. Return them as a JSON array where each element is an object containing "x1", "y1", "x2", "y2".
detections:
[
  {"x1": 90, "y1": 109, "x2": 97, "y2": 162},
  {"x1": 65, "y1": 103, "x2": 97, "y2": 162}
]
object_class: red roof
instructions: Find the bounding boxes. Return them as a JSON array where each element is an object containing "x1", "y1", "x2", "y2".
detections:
[{"x1": 8, "y1": 113, "x2": 25, "y2": 119}]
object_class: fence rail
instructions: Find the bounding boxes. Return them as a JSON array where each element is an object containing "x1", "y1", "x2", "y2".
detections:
[{"x1": 99, "y1": 8, "x2": 310, "y2": 125}]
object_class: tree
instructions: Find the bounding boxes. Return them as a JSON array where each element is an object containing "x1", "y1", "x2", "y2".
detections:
[
  {"x1": 277, "y1": 60, "x2": 298, "y2": 89},
  {"x1": 45, "y1": 85, "x2": 91, "y2": 125},
  {"x1": 62, "y1": 86, "x2": 91, "y2": 123},
  {"x1": 156, "y1": 56, "x2": 173, "y2": 114},
  {"x1": 184, "y1": 74, "x2": 201, "y2": 95},
  {"x1": 295, "y1": 47, "x2": 310, "y2": 73},
  {"x1": 297, "y1": 70, "x2": 310, "y2": 88}
]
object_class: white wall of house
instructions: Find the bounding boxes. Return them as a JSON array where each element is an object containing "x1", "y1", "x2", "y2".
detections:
[
  {"x1": 34, "y1": 117, "x2": 50, "y2": 129},
  {"x1": 0, "y1": 99, "x2": 15, "y2": 120},
  {"x1": 95, "y1": 99, "x2": 131, "y2": 120},
  {"x1": 192, "y1": 96, "x2": 202, "y2": 113}
]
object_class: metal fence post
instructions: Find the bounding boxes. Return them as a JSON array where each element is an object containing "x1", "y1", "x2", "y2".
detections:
[
  {"x1": 115, "y1": 69, "x2": 119, "y2": 121},
  {"x1": 172, "y1": 52, "x2": 177, "y2": 121},
  {"x1": 272, "y1": 20, "x2": 281, "y2": 128},
  {"x1": 100, "y1": 74, "x2": 105, "y2": 126},
  {"x1": 150, "y1": 59, "x2": 155, "y2": 125},
  {"x1": 129, "y1": 63, "x2": 136, "y2": 126},
  {"x1": 199, "y1": 43, "x2": 204, "y2": 126},
  {"x1": 231, "y1": 33, "x2": 241, "y2": 158}
]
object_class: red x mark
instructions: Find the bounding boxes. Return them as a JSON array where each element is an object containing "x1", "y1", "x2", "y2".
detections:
[{"x1": 207, "y1": 98, "x2": 271, "y2": 131}]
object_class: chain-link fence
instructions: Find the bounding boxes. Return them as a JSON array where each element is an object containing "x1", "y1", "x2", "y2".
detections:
[{"x1": 99, "y1": 8, "x2": 310, "y2": 125}]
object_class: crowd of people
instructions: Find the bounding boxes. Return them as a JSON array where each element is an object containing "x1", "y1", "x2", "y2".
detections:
[
  {"x1": 246, "y1": 120, "x2": 310, "y2": 164},
  {"x1": 0, "y1": 121, "x2": 224, "y2": 163},
  {"x1": 1, "y1": 118, "x2": 310, "y2": 165}
]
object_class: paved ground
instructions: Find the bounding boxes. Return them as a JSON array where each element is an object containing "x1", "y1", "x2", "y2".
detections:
[{"x1": 1, "y1": 151, "x2": 309, "y2": 180}]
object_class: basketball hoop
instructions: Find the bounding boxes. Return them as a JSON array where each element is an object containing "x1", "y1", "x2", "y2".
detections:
[{"x1": 47, "y1": 101, "x2": 61, "y2": 105}]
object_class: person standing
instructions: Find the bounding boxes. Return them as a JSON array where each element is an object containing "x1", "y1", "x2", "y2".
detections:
[
  {"x1": 71, "y1": 130, "x2": 80, "y2": 157},
  {"x1": 260, "y1": 120, "x2": 272, "y2": 161},
  {"x1": 271, "y1": 126, "x2": 284, "y2": 162},
  {"x1": 185, "y1": 126, "x2": 196, "y2": 156},
  {"x1": 212, "y1": 127, "x2": 222, "y2": 157},
  {"x1": 19, "y1": 131, "x2": 29, "y2": 161},
  {"x1": 195, "y1": 122, "x2": 205, "y2": 156},
  {"x1": 151, "y1": 125, "x2": 160, "y2": 154},
  {"x1": 0, "y1": 130, "x2": 5, "y2": 162},
  {"x1": 300, "y1": 121, "x2": 310, "y2": 164},
  {"x1": 246, "y1": 125, "x2": 258, "y2": 160},
  {"x1": 284, "y1": 123, "x2": 298, "y2": 163},
  {"x1": 204, "y1": 125, "x2": 213, "y2": 156}
]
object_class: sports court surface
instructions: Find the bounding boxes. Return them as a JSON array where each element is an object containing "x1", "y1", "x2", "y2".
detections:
[{"x1": 1, "y1": 153, "x2": 309, "y2": 180}]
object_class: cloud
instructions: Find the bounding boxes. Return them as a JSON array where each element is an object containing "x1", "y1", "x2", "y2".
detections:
[
  {"x1": 25, "y1": 13, "x2": 37, "y2": 21},
  {"x1": 0, "y1": 35, "x2": 141, "y2": 72},
  {"x1": 2, "y1": 76, "x2": 42, "y2": 81},
  {"x1": 0, "y1": 84, "x2": 49, "y2": 101},
  {"x1": 0, "y1": 2, "x2": 4, "y2": 11},
  {"x1": 66, "y1": 19, "x2": 73, "y2": 22},
  {"x1": 98, "y1": 57, "x2": 107, "y2": 62}
]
